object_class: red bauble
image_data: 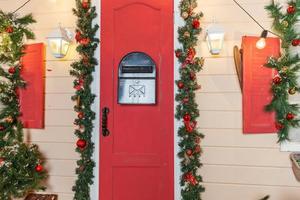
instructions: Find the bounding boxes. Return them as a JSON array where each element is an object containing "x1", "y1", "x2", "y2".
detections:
[
  {"x1": 192, "y1": 19, "x2": 200, "y2": 29},
  {"x1": 286, "y1": 112, "x2": 295, "y2": 120},
  {"x1": 275, "y1": 122, "x2": 284, "y2": 130},
  {"x1": 0, "y1": 158, "x2": 4, "y2": 164},
  {"x1": 182, "y1": 97, "x2": 189, "y2": 104},
  {"x1": 0, "y1": 126, "x2": 5, "y2": 131},
  {"x1": 175, "y1": 51, "x2": 181, "y2": 58},
  {"x1": 273, "y1": 76, "x2": 282, "y2": 85},
  {"x1": 195, "y1": 137, "x2": 201, "y2": 144},
  {"x1": 82, "y1": 1, "x2": 90, "y2": 9},
  {"x1": 77, "y1": 139, "x2": 87, "y2": 149},
  {"x1": 177, "y1": 81, "x2": 184, "y2": 89},
  {"x1": 75, "y1": 31, "x2": 82, "y2": 42},
  {"x1": 80, "y1": 38, "x2": 90, "y2": 45},
  {"x1": 186, "y1": 149, "x2": 193, "y2": 156},
  {"x1": 194, "y1": 145, "x2": 201, "y2": 153},
  {"x1": 5, "y1": 26, "x2": 13, "y2": 33},
  {"x1": 183, "y1": 113, "x2": 191, "y2": 122},
  {"x1": 78, "y1": 112, "x2": 84, "y2": 119},
  {"x1": 74, "y1": 85, "x2": 82, "y2": 91},
  {"x1": 35, "y1": 164, "x2": 43, "y2": 172},
  {"x1": 292, "y1": 39, "x2": 300, "y2": 46},
  {"x1": 8, "y1": 67, "x2": 16, "y2": 74},
  {"x1": 287, "y1": 5, "x2": 296, "y2": 14}
]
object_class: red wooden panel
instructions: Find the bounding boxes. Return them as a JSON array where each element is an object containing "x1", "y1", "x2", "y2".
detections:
[
  {"x1": 19, "y1": 43, "x2": 45, "y2": 129},
  {"x1": 100, "y1": 0, "x2": 174, "y2": 199},
  {"x1": 242, "y1": 36, "x2": 280, "y2": 134}
]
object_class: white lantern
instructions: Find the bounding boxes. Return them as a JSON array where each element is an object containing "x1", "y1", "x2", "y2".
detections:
[
  {"x1": 47, "y1": 26, "x2": 72, "y2": 58},
  {"x1": 206, "y1": 24, "x2": 225, "y2": 55}
]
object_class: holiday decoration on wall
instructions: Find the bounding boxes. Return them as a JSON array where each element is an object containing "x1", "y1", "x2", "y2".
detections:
[
  {"x1": 265, "y1": 1, "x2": 300, "y2": 142},
  {"x1": 175, "y1": 0, "x2": 205, "y2": 199},
  {"x1": 0, "y1": 11, "x2": 47, "y2": 199},
  {"x1": 71, "y1": 0, "x2": 99, "y2": 199}
]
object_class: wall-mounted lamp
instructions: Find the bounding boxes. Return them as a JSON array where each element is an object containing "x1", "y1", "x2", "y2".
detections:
[
  {"x1": 256, "y1": 30, "x2": 268, "y2": 49},
  {"x1": 47, "y1": 25, "x2": 72, "y2": 58},
  {"x1": 206, "y1": 24, "x2": 225, "y2": 55}
]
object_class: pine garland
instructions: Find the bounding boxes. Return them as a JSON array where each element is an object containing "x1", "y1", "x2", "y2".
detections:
[
  {"x1": 265, "y1": 0, "x2": 300, "y2": 142},
  {"x1": 0, "y1": 11, "x2": 46, "y2": 199},
  {"x1": 175, "y1": 0, "x2": 205, "y2": 199},
  {"x1": 71, "y1": 0, "x2": 99, "y2": 199}
]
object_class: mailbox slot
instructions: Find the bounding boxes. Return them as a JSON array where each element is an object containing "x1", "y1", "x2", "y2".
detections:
[{"x1": 118, "y1": 52, "x2": 156, "y2": 104}]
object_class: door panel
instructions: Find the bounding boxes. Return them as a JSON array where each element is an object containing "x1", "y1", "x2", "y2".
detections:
[{"x1": 100, "y1": 0, "x2": 174, "y2": 200}]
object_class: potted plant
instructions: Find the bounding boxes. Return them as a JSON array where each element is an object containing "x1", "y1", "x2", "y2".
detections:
[{"x1": 290, "y1": 153, "x2": 300, "y2": 181}]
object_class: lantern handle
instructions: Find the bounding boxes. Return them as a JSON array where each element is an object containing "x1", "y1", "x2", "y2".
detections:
[{"x1": 233, "y1": 45, "x2": 243, "y2": 92}]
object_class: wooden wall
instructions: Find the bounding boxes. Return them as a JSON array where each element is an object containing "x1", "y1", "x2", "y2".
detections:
[
  {"x1": 197, "y1": 0, "x2": 300, "y2": 199},
  {"x1": 2, "y1": 0, "x2": 78, "y2": 199}
]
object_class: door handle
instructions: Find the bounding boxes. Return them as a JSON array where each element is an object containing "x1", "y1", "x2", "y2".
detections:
[{"x1": 102, "y1": 107, "x2": 110, "y2": 137}]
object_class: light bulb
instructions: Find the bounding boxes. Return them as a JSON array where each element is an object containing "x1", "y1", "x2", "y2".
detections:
[{"x1": 256, "y1": 38, "x2": 266, "y2": 49}]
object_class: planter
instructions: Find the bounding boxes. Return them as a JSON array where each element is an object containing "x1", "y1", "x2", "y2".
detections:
[{"x1": 290, "y1": 153, "x2": 300, "y2": 182}]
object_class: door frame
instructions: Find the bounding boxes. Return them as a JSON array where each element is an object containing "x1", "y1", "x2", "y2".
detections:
[{"x1": 90, "y1": 0, "x2": 181, "y2": 199}]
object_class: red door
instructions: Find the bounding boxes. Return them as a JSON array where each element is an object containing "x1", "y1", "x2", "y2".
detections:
[{"x1": 100, "y1": 0, "x2": 174, "y2": 200}]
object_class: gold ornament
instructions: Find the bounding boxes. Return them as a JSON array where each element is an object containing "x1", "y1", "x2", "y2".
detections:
[
  {"x1": 282, "y1": 20, "x2": 289, "y2": 28},
  {"x1": 181, "y1": 12, "x2": 189, "y2": 20},
  {"x1": 5, "y1": 116, "x2": 13, "y2": 123},
  {"x1": 289, "y1": 87, "x2": 297, "y2": 95},
  {"x1": 197, "y1": 58, "x2": 205, "y2": 67},
  {"x1": 183, "y1": 31, "x2": 190, "y2": 38},
  {"x1": 281, "y1": 66, "x2": 288, "y2": 73}
]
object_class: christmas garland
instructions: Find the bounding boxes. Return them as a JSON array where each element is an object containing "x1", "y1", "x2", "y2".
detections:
[
  {"x1": 265, "y1": 0, "x2": 300, "y2": 142},
  {"x1": 71, "y1": 0, "x2": 99, "y2": 199},
  {"x1": 175, "y1": 0, "x2": 205, "y2": 199},
  {"x1": 0, "y1": 11, "x2": 46, "y2": 199}
]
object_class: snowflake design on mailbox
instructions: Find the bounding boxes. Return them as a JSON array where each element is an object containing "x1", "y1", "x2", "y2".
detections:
[{"x1": 118, "y1": 52, "x2": 156, "y2": 104}]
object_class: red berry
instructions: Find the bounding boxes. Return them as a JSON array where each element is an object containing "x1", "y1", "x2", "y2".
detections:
[
  {"x1": 35, "y1": 164, "x2": 43, "y2": 172},
  {"x1": 292, "y1": 39, "x2": 300, "y2": 46},
  {"x1": 275, "y1": 122, "x2": 284, "y2": 130},
  {"x1": 287, "y1": 5, "x2": 296, "y2": 14},
  {"x1": 5, "y1": 26, "x2": 13, "y2": 33},
  {"x1": 192, "y1": 19, "x2": 200, "y2": 29},
  {"x1": 175, "y1": 51, "x2": 181, "y2": 58},
  {"x1": 177, "y1": 81, "x2": 184, "y2": 89},
  {"x1": 286, "y1": 113, "x2": 295, "y2": 120},
  {"x1": 273, "y1": 76, "x2": 282, "y2": 85},
  {"x1": 183, "y1": 113, "x2": 191, "y2": 122},
  {"x1": 8, "y1": 67, "x2": 16, "y2": 74},
  {"x1": 77, "y1": 139, "x2": 87, "y2": 149}
]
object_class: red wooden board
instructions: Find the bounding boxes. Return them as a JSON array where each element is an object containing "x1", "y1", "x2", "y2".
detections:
[
  {"x1": 100, "y1": 0, "x2": 174, "y2": 199},
  {"x1": 242, "y1": 36, "x2": 280, "y2": 134},
  {"x1": 19, "y1": 43, "x2": 45, "y2": 129}
]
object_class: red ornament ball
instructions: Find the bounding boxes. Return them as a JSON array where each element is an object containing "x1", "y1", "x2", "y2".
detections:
[
  {"x1": 80, "y1": 38, "x2": 90, "y2": 45},
  {"x1": 177, "y1": 81, "x2": 184, "y2": 89},
  {"x1": 35, "y1": 164, "x2": 43, "y2": 172},
  {"x1": 74, "y1": 85, "x2": 82, "y2": 91},
  {"x1": 273, "y1": 76, "x2": 282, "y2": 85},
  {"x1": 5, "y1": 26, "x2": 13, "y2": 33},
  {"x1": 75, "y1": 31, "x2": 82, "y2": 42},
  {"x1": 77, "y1": 139, "x2": 87, "y2": 149},
  {"x1": 82, "y1": 1, "x2": 90, "y2": 9},
  {"x1": 0, "y1": 126, "x2": 5, "y2": 131},
  {"x1": 186, "y1": 149, "x2": 193, "y2": 156},
  {"x1": 192, "y1": 19, "x2": 200, "y2": 29},
  {"x1": 287, "y1": 5, "x2": 296, "y2": 14},
  {"x1": 275, "y1": 122, "x2": 284, "y2": 130},
  {"x1": 183, "y1": 113, "x2": 191, "y2": 122},
  {"x1": 0, "y1": 158, "x2": 4, "y2": 164},
  {"x1": 195, "y1": 145, "x2": 201, "y2": 153},
  {"x1": 8, "y1": 67, "x2": 16, "y2": 74},
  {"x1": 182, "y1": 97, "x2": 189, "y2": 104},
  {"x1": 78, "y1": 112, "x2": 84, "y2": 119},
  {"x1": 286, "y1": 113, "x2": 295, "y2": 120},
  {"x1": 292, "y1": 39, "x2": 300, "y2": 46}
]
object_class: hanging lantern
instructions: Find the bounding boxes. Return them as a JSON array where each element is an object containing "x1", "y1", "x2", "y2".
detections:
[
  {"x1": 47, "y1": 25, "x2": 72, "y2": 58},
  {"x1": 206, "y1": 24, "x2": 225, "y2": 55}
]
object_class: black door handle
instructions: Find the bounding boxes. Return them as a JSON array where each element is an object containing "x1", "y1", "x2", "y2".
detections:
[{"x1": 102, "y1": 107, "x2": 110, "y2": 137}]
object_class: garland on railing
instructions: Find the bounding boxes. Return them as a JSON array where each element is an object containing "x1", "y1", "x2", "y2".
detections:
[
  {"x1": 71, "y1": 0, "x2": 99, "y2": 199},
  {"x1": 265, "y1": 0, "x2": 300, "y2": 142},
  {"x1": 175, "y1": 0, "x2": 205, "y2": 199},
  {"x1": 0, "y1": 11, "x2": 46, "y2": 199}
]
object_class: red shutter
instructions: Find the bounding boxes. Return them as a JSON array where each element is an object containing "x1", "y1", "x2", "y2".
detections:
[
  {"x1": 242, "y1": 36, "x2": 280, "y2": 134},
  {"x1": 19, "y1": 43, "x2": 45, "y2": 129}
]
